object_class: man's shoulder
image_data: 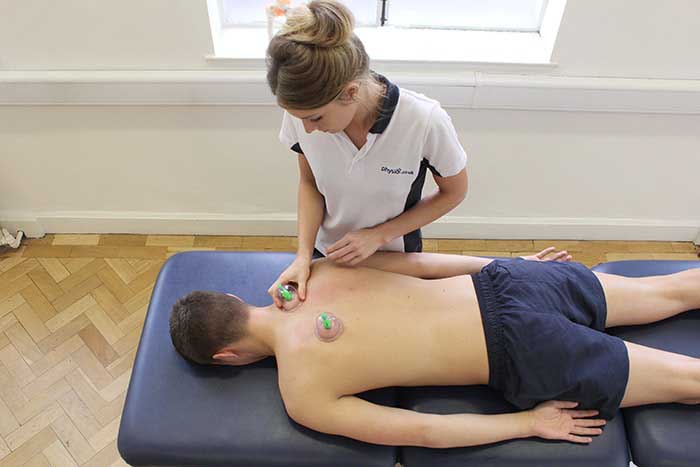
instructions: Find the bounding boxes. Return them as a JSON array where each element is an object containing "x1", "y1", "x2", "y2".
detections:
[
  {"x1": 277, "y1": 345, "x2": 336, "y2": 417},
  {"x1": 309, "y1": 260, "x2": 392, "y2": 292},
  {"x1": 309, "y1": 258, "x2": 354, "y2": 282}
]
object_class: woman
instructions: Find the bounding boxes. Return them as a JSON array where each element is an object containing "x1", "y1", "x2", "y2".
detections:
[{"x1": 266, "y1": 0, "x2": 468, "y2": 307}]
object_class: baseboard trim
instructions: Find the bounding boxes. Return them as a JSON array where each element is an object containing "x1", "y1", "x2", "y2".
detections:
[
  {"x1": 0, "y1": 213, "x2": 46, "y2": 239},
  {"x1": 2, "y1": 211, "x2": 698, "y2": 242}
]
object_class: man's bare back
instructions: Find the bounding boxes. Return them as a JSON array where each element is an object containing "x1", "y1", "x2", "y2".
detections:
[{"x1": 275, "y1": 260, "x2": 490, "y2": 406}]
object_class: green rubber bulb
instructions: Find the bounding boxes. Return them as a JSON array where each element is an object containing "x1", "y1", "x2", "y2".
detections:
[{"x1": 277, "y1": 284, "x2": 293, "y2": 301}]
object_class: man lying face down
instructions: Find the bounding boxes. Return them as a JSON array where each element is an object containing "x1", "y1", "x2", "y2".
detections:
[{"x1": 169, "y1": 250, "x2": 700, "y2": 448}]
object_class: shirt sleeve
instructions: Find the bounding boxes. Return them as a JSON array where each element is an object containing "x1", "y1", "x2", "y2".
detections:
[
  {"x1": 422, "y1": 104, "x2": 467, "y2": 177},
  {"x1": 279, "y1": 111, "x2": 304, "y2": 154}
]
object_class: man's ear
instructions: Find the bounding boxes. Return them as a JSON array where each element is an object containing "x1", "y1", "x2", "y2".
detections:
[{"x1": 212, "y1": 349, "x2": 239, "y2": 364}]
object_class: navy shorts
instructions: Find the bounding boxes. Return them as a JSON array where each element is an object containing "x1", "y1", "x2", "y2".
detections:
[{"x1": 471, "y1": 259, "x2": 629, "y2": 419}]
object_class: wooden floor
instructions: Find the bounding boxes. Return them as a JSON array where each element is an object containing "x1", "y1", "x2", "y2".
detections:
[{"x1": 0, "y1": 234, "x2": 698, "y2": 466}]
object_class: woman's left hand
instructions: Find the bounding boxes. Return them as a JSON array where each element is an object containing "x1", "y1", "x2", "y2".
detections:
[{"x1": 326, "y1": 228, "x2": 386, "y2": 266}]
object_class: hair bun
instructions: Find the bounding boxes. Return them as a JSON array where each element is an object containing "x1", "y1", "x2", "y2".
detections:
[{"x1": 281, "y1": 0, "x2": 355, "y2": 48}]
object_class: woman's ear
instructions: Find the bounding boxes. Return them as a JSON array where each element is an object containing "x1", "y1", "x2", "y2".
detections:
[{"x1": 338, "y1": 82, "x2": 360, "y2": 102}]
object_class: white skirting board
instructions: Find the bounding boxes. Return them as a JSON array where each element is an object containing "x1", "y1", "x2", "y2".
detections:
[{"x1": 1, "y1": 211, "x2": 698, "y2": 242}]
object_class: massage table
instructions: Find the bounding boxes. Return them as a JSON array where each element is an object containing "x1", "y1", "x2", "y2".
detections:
[{"x1": 118, "y1": 252, "x2": 699, "y2": 466}]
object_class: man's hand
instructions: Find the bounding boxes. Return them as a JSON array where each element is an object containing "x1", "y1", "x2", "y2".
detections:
[
  {"x1": 522, "y1": 246, "x2": 573, "y2": 262},
  {"x1": 529, "y1": 401, "x2": 606, "y2": 444},
  {"x1": 268, "y1": 256, "x2": 311, "y2": 309},
  {"x1": 326, "y1": 228, "x2": 386, "y2": 266}
]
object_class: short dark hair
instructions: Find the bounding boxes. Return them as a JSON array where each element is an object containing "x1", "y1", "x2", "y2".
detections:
[{"x1": 169, "y1": 291, "x2": 249, "y2": 364}]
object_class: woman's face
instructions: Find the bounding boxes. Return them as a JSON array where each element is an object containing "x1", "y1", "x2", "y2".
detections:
[{"x1": 285, "y1": 84, "x2": 359, "y2": 134}]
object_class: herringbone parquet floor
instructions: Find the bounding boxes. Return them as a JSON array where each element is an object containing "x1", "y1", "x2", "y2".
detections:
[{"x1": 0, "y1": 234, "x2": 698, "y2": 466}]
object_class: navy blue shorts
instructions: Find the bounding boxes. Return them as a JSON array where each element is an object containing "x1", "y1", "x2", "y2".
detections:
[{"x1": 471, "y1": 259, "x2": 629, "y2": 419}]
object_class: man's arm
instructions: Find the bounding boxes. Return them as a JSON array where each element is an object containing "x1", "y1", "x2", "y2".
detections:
[
  {"x1": 354, "y1": 251, "x2": 492, "y2": 279},
  {"x1": 289, "y1": 395, "x2": 602, "y2": 447},
  {"x1": 352, "y1": 247, "x2": 572, "y2": 279}
]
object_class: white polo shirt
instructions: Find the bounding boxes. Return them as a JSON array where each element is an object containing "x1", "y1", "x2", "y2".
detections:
[{"x1": 279, "y1": 74, "x2": 467, "y2": 255}]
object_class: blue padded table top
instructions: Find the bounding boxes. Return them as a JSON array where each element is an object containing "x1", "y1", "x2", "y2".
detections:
[
  {"x1": 118, "y1": 251, "x2": 398, "y2": 467},
  {"x1": 593, "y1": 260, "x2": 700, "y2": 467}
]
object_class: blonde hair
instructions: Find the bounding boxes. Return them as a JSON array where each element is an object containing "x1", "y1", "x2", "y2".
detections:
[{"x1": 266, "y1": 0, "x2": 383, "y2": 110}]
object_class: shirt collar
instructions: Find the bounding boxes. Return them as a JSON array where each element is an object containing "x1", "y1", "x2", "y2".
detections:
[{"x1": 369, "y1": 72, "x2": 399, "y2": 134}]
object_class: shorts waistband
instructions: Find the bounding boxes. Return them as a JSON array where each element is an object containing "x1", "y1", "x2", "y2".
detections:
[{"x1": 471, "y1": 270, "x2": 506, "y2": 390}]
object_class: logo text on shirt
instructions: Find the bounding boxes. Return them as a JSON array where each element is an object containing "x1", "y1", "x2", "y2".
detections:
[{"x1": 381, "y1": 166, "x2": 414, "y2": 175}]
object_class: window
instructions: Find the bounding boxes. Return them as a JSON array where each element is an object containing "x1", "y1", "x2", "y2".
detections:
[
  {"x1": 218, "y1": 0, "x2": 378, "y2": 26},
  {"x1": 220, "y1": 0, "x2": 548, "y2": 32},
  {"x1": 220, "y1": 0, "x2": 270, "y2": 26},
  {"x1": 208, "y1": 0, "x2": 566, "y2": 64},
  {"x1": 387, "y1": 0, "x2": 547, "y2": 32}
]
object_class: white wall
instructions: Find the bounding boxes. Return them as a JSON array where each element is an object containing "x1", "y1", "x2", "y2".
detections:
[
  {"x1": 0, "y1": 0, "x2": 214, "y2": 69},
  {"x1": 552, "y1": 0, "x2": 700, "y2": 79},
  {"x1": 1, "y1": 0, "x2": 699, "y2": 241}
]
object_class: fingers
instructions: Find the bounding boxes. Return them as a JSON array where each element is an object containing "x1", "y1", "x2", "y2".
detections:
[
  {"x1": 537, "y1": 246, "x2": 556, "y2": 258},
  {"x1": 268, "y1": 282, "x2": 284, "y2": 309},
  {"x1": 575, "y1": 419, "x2": 607, "y2": 428},
  {"x1": 551, "y1": 251, "x2": 568, "y2": 261},
  {"x1": 298, "y1": 280, "x2": 307, "y2": 300},
  {"x1": 328, "y1": 243, "x2": 366, "y2": 265},
  {"x1": 327, "y1": 244, "x2": 355, "y2": 262},
  {"x1": 333, "y1": 250, "x2": 357, "y2": 264},
  {"x1": 567, "y1": 434, "x2": 593, "y2": 444},
  {"x1": 326, "y1": 237, "x2": 350, "y2": 255},
  {"x1": 535, "y1": 246, "x2": 573, "y2": 262},
  {"x1": 553, "y1": 251, "x2": 572, "y2": 262},
  {"x1": 554, "y1": 401, "x2": 603, "y2": 419},
  {"x1": 567, "y1": 409, "x2": 599, "y2": 418},
  {"x1": 536, "y1": 247, "x2": 572, "y2": 262},
  {"x1": 348, "y1": 254, "x2": 366, "y2": 266},
  {"x1": 571, "y1": 426, "x2": 603, "y2": 436},
  {"x1": 337, "y1": 253, "x2": 361, "y2": 265}
]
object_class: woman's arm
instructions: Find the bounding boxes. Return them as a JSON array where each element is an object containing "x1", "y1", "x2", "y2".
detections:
[
  {"x1": 375, "y1": 168, "x2": 468, "y2": 246},
  {"x1": 296, "y1": 154, "x2": 324, "y2": 261},
  {"x1": 268, "y1": 153, "x2": 324, "y2": 306},
  {"x1": 326, "y1": 168, "x2": 468, "y2": 265}
]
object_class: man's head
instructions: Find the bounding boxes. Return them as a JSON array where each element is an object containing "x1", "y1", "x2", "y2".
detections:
[{"x1": 169, "y1": 291, "x2": 249, "y2": 365}]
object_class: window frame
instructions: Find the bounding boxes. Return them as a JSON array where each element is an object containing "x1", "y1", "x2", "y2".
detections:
[
  {"x1": 206, "y1": 0, "x2": 567, "y2": 67},
  {"x1": 218, "y1": 0, "x2": 549, "y2": 33}
]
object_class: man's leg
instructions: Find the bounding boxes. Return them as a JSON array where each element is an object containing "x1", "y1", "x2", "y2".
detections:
[
  {"x1": 593, "y1": 268, "x2": 700, "y2": 328},
  {"x1": 621, "y1": 341, "x2": 700, "y2": 407}
]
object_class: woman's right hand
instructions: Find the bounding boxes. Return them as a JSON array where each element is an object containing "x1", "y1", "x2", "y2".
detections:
[{"x1": 268, "y1": 256, "x2": 311, "y2": 309}]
